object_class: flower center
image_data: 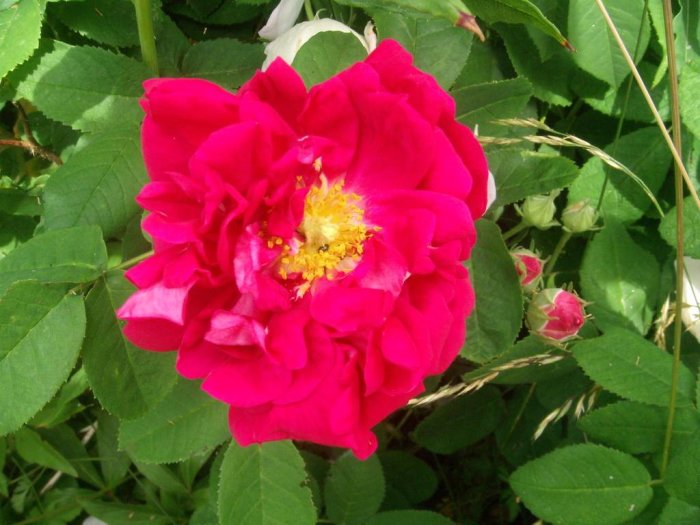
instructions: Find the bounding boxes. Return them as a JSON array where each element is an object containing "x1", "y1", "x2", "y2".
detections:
[{"x1": 277, "y1": 175, "x2": 371, "y2": 290}]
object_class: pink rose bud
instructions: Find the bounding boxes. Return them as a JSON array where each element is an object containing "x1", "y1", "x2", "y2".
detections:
[
  {"x1": 527, "y1": 288, "x2": 585, "y2": 342},
  {"x1": 511, "y1": 247, "x2": 543, "y2": 293}
]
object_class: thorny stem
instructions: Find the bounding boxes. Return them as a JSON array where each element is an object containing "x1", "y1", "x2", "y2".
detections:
[
  {"x1": 544, "y1": 231, "x2": 572, "y2": 276},
  {"x1": 0, "y1": 104, "x2": 63, "y2": 165},
  {"x1": 660, "y1": 0, "x2": 684, "y2": 479},
  {"x1": 133, "y1": 0, "x2": 159, "y2": 74},
  {"x1": 594, "y1": 0, "x2": 700, "y2": 213}
]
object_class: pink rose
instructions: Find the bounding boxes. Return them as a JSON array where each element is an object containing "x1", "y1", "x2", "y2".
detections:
[
  {"x1": 527, "y1": 288, "x2": 586, "y2": 343},
  {"x1": 511, "y1": 247, "x2": 544, "y2": 293},
  {"x1": 118, "y1": 40, "x2": 489, "y2": 459}
]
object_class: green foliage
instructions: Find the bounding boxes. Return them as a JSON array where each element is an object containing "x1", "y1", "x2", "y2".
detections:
[
  {"x1": 43, "y1": 128, "x2": 148, "y2": 236},
  {"x1": 572, "y1": 329, "x2": 696, "y2": 407},
  {"x1": 218, "y1": 442, "x2": 316, "y2": 525},
  {"x1": 324, "y1": 453, "x2": 385, "y2": 525},
  {"x1": 182, "y1": 39, "x2": 265, "y2": 90},
  {"x1": 119, "y1": 379, "x2": 230, "y2": 463},
  {"x1": 413, "y1": 386, "x2": 505, "y2": 453},
  {"x1": 372, "y1": 10, "x2": 473, "y2": 89},
  {"x1": 16, "y1": 43, "x2": 151, "y2": 132},
  {"x1": 292, "y1": 31, "x2": 368, "y2": 87},
  {"x1": 83, "y1": 272, "x2": 177, "y2": 420},
  {"x1": 0, "y1": 225, "x2": 107, "y2": 296},
  {"x1": 1, "y1": 0, "x2": 698, "y2": 523},
  {"x1": 0, "y1": 0, "x2": 42, "y2": 80},
  {"x1": 580, "y1": 220, "x2": 660, "y2": 334},
  {"x1": 0, "y1": 282, "x2": 85, "y2": 435},
  {"x1": 511, "y1": 444, "x2": 653, "y2": 525},
  {"x1": 464, "y1": 220, "x2": 523, "y2": 363}
]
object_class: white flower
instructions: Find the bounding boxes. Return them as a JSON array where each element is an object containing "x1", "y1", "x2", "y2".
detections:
[
  {"x1": 83, "y1": 518, "x2": 108, "y2": 525},
  {"x1": 263, "y1": 18, "x2": 376, "y2": 71},
  {"x1": 682, "y1": 257, "x2": 700, "y2": 341},
  {"x1": 486, "y1": 171, "x2": 497, "y2": 210},
  {"x1": 259, "y1": 0, "x2": 305, "y2": 40}
]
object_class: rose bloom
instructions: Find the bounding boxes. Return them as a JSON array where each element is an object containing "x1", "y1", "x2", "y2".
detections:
[{"x1": 118, "y1": 40, "x2": 489, "y2": 459}]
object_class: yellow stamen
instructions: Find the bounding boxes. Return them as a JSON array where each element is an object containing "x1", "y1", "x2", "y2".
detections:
[{"x1": 276, "y1": 175, "x2": 373, "y2": 289}]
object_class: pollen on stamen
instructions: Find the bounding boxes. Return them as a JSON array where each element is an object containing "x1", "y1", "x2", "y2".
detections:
[{"x1": 273, "y1": 175, "x2": 376, "y2": 292}]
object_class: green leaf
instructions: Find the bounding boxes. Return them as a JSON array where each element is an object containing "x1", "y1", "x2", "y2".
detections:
[
  {"x1": 292, "y1": 31, "x2": 367, "y2": 88},
  {"x1": 572, "y1": 329, "x2": 696, "y2": 407},
  {"x1": 568, "y1": 127, "x2": 672, "y2": 223},
  {"x1": 43, "y1": 128, "x2": 147, "y2": 237},
  {"x1": 80, "y1": 500, "x2": 169, "y2": 525},
  {"x1": 372, "y1": 10, "x2": 473, "y2": 89},
  {"x1": 14, "y1": 427, "x2": 78, "y2": 477},
  {"x1": 334, "y1": 0, "x2": 469, "y2": 26},
  {"x1": 39, "y1": 424, "x2": 103, "y2": 487},
  {"x1": 30, "y1": 367, "x2": 89, "y2": 428},
  {"x1": 0, "y1": 225, "x2": 108, "y2": 296},
  {"x1": 499, "y1": 24, "x2": 575, "y2": 106},
  {"x1": 413, "y1": 386, "x2": 504, "y2": 454},
  {"x1": 367, "y1": 510, "x2": 454, "y2": 525},
  {"x1": 659, "y1": 498, "x2": 700, "y2": 525},
  {"x1": 96, "y1": 413, "x2": 130, "y2": 489},
  {"x1": 568, "y1": 0, "x2": 650, "y2": 88},
  {"x1": 181, "y1": 38, "x2": 264, "y2": 90},
  {"x1": 378, "y1": 451, "x2": 438, "y2": 507},
  {"x1": 52, "y1": 0, "x2": 139, "y2": 48},
  {"x1": 119, "y1": 378, "x2": 229, "y2": 463},
  {"x1": 666, "y1": 432, "x2": 700, "y2": 507},
  {"x1": 580, "y1": 220, "x2": 660, "y2": 334},
  {"x1": 0, "y1": 282, "x2": 85, "y2": 435},
  {"x1": 453, "y1": 78, "x2": 533, "y2": 136},
  {"x1": 464, "y1": 220, "x2": 523, "y2": 363},
  {"x1": 83, "y1": 272, "x2": 177, "y2": 420},
  {"x1": 511, "y1": 444, "x2": 653, "y2": 525},
  {"x1": 680, "y1": 54, "x2": 700, "y2": 140},
  {"x1": 16, "y1": 43, "x2": 151, "y2": 132},
  {"x1": 324, "y1": 452, "x2": 385, "y2": 525},
  {"x1": 579, "y1": 401, "x2": 700, "y2": 454},
  {"x1": 0, "y1": 0, "x2": 42, "y2": 80},
  {"x1": 463, "y1": 0, "x2": 570, "y2": 47},
  {"x1": 660, "y1": 196, "x2": 700, "y2": 258},
  {"x1": 218, "y1": 441, "x2": 316, "y2": 525},
  {"x1": 488, "y1": 148, "x2": 579, "y2": 206}
]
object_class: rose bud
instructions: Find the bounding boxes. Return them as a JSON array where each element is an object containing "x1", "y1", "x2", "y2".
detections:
[
  {"x1": 516, "y1": 191, "x2": 560, "y2": 230},
  {"x1": 511, "y1": 247, "x2": 544, "y2": 293},
  {"x1": 527, "y1": 288, "x2": 586, "y2": 342},
  {"x1": 562, "y1": 199, "x2": 598, "y2": 233}
]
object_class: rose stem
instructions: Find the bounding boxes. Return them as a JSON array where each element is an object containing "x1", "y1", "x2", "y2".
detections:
[
  {"x1": 133, "y1": 0, "x2": 159, "y2": 75},
  {"x1": 543, "y1": 231, "x2": 572, "y2": 276}
]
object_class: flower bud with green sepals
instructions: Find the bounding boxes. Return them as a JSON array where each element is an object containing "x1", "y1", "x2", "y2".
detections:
[
  {"x1": 527, "y1": 288, "x2": 586, "y2": 343},
  {"x1": 562, "y1": 199, "x2": 598, "y2": 233},
  {"x1": 511, "y1": 247, "x2": 544, "y2": 293},
  {"x1": 515, "y1": 190, "x2": 560, "y2": 230}
]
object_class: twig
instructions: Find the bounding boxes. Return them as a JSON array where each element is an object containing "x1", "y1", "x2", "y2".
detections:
[
  {"x1": 660, "y1": 0, "x2": 685, "y2": 479},
  {"x1": 0, "y1": 104, "x2": 63, "y2": 165}
]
